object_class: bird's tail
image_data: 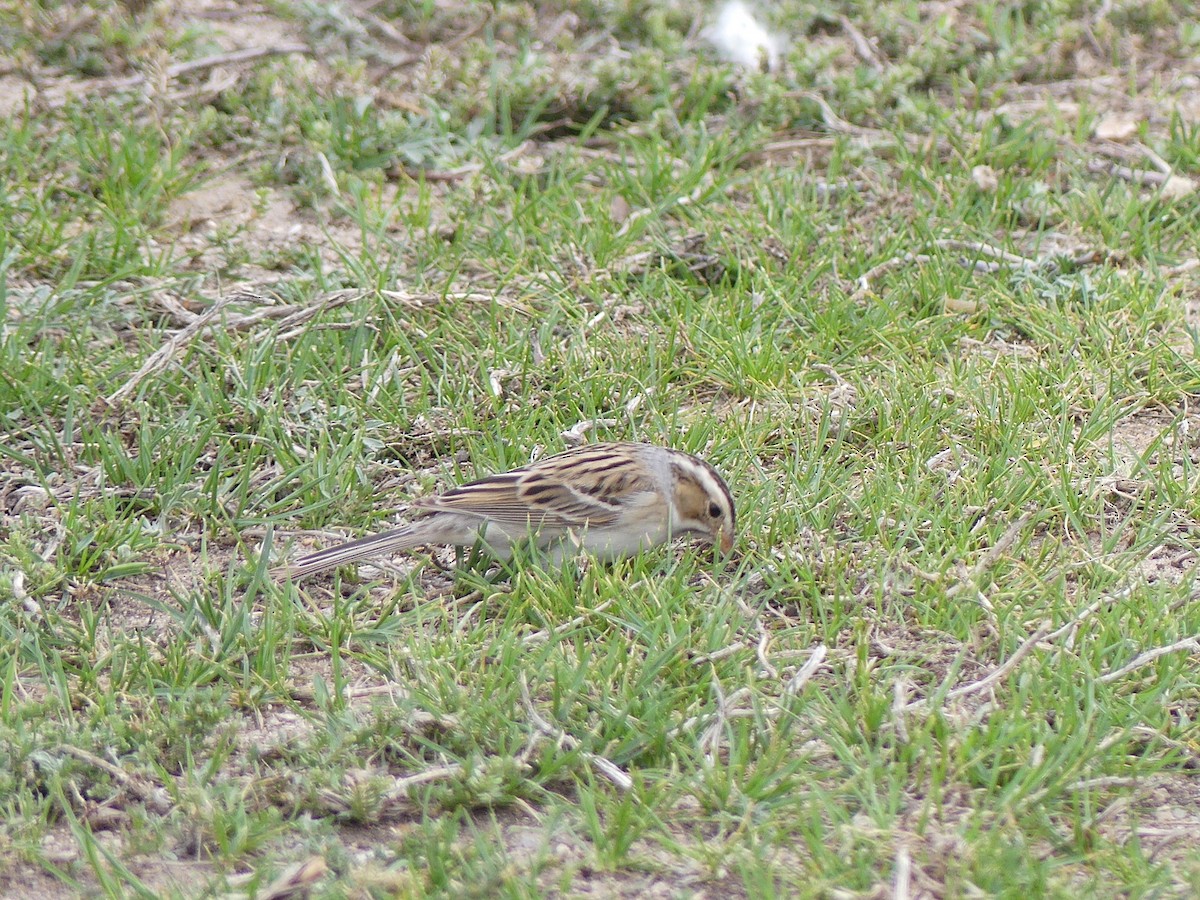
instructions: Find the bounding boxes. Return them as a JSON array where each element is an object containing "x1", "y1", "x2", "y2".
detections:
[{"x1": 274, "y1": 526, "x2": 426, "y2": 579}]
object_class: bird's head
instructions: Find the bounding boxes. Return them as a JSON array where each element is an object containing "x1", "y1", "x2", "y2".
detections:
[{"x1": 668, "y1": 452, "x2": 736, "y2": 555}]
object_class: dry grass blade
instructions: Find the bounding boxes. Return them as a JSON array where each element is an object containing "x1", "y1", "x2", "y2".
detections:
[
  {"x1": 55, "y1": 746, "x2": 172, "y2": 814},
  {"x1": 45, "y1": 44, "x2": 312, "y2": 108},
  {"x1": 105, "y1": 292, "x2": 238, "y2": 404},
  {"x1": 519, "y1": 673, "x2": 632, "y2": 792},
  {"x1": 1097, "y1": 637, "x2": 1200, "y2": 684}
]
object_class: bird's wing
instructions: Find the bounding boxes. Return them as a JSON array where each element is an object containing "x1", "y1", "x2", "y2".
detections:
[
  {"x1": 414, "y1": 472, "x2": 619, "y2": 528},
  {"x1": 414, "y1": 446, "x2": 655, "y2": 529}
]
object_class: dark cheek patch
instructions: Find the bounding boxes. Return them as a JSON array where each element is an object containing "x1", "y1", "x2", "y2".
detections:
[{"x1": 673, "y1": 480, "x2": 711, "y2": 521}]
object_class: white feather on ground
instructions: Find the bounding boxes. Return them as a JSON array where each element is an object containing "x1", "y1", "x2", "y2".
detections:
[{"x1": 702, "y1": 1, "x2": 784, "y2": 72}]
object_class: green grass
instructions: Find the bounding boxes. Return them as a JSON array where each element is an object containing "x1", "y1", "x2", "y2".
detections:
[{"x1": 2, "y1": 0, "x2": 1200, "y2": 896}]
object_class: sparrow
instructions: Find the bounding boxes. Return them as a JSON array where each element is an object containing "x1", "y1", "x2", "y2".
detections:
[{"x1": 276, "y1": 442, "x2": 735, "y2": 578}]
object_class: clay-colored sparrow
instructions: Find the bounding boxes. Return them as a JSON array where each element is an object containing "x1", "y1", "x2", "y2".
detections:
[{"x1": 277, "y1": 442, "x2": 735, "y2": 578}]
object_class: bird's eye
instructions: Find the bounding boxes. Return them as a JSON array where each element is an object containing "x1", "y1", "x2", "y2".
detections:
[{"x1": 708, "y1": 502, "x2": 722, "y2": 518}]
